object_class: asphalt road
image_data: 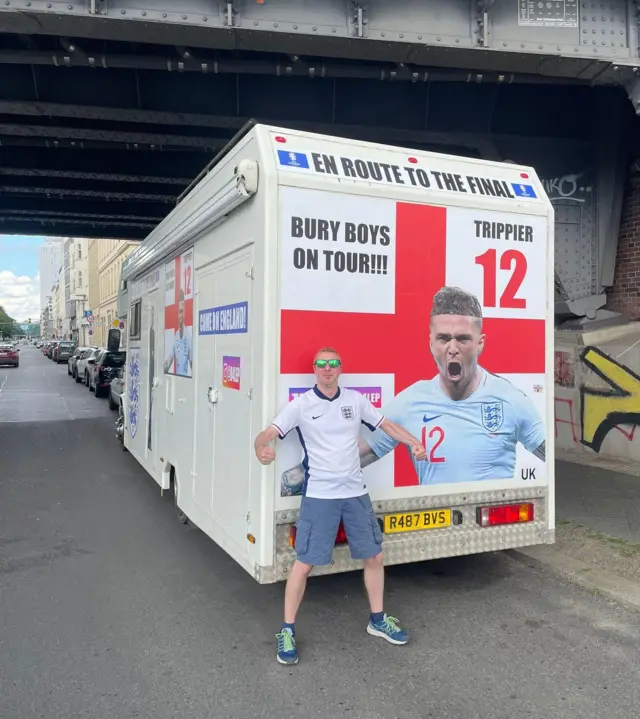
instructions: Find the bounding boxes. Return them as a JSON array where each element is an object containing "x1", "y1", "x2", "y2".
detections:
[{"x1": 2, "y1": 346, "x2": 640, "y2": 719}]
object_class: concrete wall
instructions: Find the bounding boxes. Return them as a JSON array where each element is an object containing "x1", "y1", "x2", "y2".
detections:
[{"x1": 554, "y1": 324, "x2": 640, "y2": 462}]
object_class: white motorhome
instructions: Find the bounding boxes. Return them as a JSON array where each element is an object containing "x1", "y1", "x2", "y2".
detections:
[{"x1": 118, "y1": 122, "x2": 555, "y2": 584}]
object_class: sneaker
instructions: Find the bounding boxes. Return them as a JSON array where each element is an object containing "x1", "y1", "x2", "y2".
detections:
[
  {"x1": 276, "y1": 628, "x2": 299, "y2": 665},
  {"x1": 367, "y1": 614, "x2": 409, "y2": 645}
]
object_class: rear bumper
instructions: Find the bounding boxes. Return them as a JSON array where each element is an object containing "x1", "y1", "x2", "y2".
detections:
[{"x1": 257, "y1": 489, "x2": 553, "y2": 584}]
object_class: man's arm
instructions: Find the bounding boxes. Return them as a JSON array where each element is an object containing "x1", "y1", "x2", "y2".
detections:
[
  {"x1": 358, "y1": 438, "x2": 381, "y2": 468},
  {"x1": 163, "y1": 344, "x2": 175, "y2": 374},
  {"x1": 254, "y1": 425, "x2": 280, "y2": 465},
  {"x1": 533, "y1": 441, "x2": 546, "y2": 462},
  {"x1": 378, "y1": 418, "x2": 426, "y2": 460}
]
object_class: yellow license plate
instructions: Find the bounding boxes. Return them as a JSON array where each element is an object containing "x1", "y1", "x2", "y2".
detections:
[{"x1": 383, "y1": 509, "x2": 452, "y2": 534}]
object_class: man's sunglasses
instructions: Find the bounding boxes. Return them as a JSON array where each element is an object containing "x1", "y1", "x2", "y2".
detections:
[{"x1": 314, "y1": 359, "x2": 341, "y2": 368}]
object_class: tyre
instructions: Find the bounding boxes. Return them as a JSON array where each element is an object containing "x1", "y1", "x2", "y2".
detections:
[
  {"x1": 75, "y1": 370, "x2": 82, "y2": 383},
  {"x1": 172, "y1": 472, "x2": 188, "y2": 525},
  {"x1": 67, "y1": 365, "x2": 72, "y2": 376},
  {"x1": 108, "y1": 392, "x2": 118, "y2": 410}
]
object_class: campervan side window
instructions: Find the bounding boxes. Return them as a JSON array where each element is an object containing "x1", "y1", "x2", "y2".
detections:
[{"x1": 129, "y1": 300, "x2": 142, "y2": 340}]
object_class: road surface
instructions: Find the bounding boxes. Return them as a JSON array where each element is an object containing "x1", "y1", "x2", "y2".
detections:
[{"x1": 1, "y1": 346, "x2": 640, "y2": 719}]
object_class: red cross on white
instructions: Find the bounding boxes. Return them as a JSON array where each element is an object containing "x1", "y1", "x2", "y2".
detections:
[
  {"x1": 164, "y1": 252, "x2": 194, "y2": 373},
  {"x1": 280, "y1": 202, "x2": 545, "y2": 487}
]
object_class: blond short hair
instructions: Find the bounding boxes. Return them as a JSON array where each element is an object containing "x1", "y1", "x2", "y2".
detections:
[{"x1": 314, "y1": 346, "x2": 341, "y2": 362}]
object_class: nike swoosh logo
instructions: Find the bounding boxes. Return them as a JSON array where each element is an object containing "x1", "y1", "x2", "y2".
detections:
[
  {"x1": 423, "y1": 414, "x2": 442, "y2": 423},
  {"x1": 312, "y1": 415, "x2": 323, "y2": 420}
]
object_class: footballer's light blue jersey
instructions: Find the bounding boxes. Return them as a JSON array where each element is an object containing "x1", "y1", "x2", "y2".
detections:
[
  {"x1": 171, "y1": 330, "x2": 192, "y2": 377},
  {"x1": 364, "y1": 368, "x2": 545, "y2": 485}
]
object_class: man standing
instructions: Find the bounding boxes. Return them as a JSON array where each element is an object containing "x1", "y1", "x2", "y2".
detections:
[
  {"x1": 360, "y1": 286, "x2": 546, "y2": 483},
  {"x1": 254, "y1": 347, "x2": 426, "y2": 665},
  {"x1": 163, "y1": 290, "x2": 192, "y2": 377}
]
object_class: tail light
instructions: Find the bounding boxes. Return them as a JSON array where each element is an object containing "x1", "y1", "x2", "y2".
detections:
[
  {"x1": 476, "y1": 502, "x2": 534, "y2": 527},
  {"x1": 288, "y1": 521, "x2": 349, "y2": 548}
]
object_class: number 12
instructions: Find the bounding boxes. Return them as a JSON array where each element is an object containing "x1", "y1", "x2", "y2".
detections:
[
  {"x1": 183, "y1": 265, "x2": 192, "y2": 296},
  {"x1": 421, "y1": 426, "x2": 445, "y2": 463},
  {"x1": 475, "y1": 249, "x2": 527, "y2": 309}
]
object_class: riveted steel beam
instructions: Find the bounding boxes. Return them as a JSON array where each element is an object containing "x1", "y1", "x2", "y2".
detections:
[
  {"x1": 0, "y1": 184, "x2": 176, "y2": 202},
  {"x1": 0, "y1": 123, "x2": 227, "y2": 149},
  {"x1": 0, "y1": 167, "x2": 191, "y2": 185}
]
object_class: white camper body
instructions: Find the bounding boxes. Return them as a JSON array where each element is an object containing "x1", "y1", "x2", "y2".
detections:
[{"x1": 119, "y1": 123, "x2": 555, "y2": 584}]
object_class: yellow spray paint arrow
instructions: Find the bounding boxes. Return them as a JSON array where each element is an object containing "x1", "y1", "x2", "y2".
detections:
[{"x1": 580, "y1": 346, "x2": 640, "y2": 452}]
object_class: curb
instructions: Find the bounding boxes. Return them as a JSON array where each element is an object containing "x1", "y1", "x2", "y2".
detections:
[{"x1": 508, "y1": 546, "x2": 640, "y2": 613}]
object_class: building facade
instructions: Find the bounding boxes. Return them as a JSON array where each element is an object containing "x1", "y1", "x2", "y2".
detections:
[
  {"x1": 51, "y1": 280, "x2": 62, "y2": 339},
  {"x1": 67, "y1": 238, "x2": 90, "y2": 345},
  {"x1": 87, "y1": 239, "x2": 137, "y2": 347},
  {"x1": 38, "y1": 238, "x2": 62, "y2": 310}
]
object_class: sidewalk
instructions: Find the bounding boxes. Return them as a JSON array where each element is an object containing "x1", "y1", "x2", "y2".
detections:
[{"x1": 512, "y1": 451, "x2": 640, "y2": 611}]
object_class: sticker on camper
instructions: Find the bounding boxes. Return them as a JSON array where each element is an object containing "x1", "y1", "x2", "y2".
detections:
[
  {"x1": 275, "y1": 187, "x2": 549, "y2": 497},
  {"x1": 198, "y1": 301, "x2": 248, "y2": 335},
  {"x1": 511, "y1": 183, "x2": 537, "y2": 199},
  {"x1": 277, "y1": 150, "x2": 310, "y2": 169},
  {"x1": 273, "y1": 140, "x2": 542, "y2": 202},
  {"x1": 222, "y1": 356, "x2": 241, "y2": 390}
]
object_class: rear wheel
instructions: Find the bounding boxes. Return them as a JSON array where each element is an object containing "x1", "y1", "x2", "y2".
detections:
[{"x1": 172, "y1": 470, "x2": 188, "y2": 525}]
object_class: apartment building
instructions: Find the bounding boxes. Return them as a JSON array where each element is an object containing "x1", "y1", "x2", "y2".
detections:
[
  {"x1": 38, "y1": 237, "x2": 62, "y2": 311},
  {"x1": 66, "y1": 238, "x2": 90, "y2": 345},
  {"x1": 88, "y1": 239, "x2": 137, "y2": 346},
  {"x1": 51, "y1": 280, "x2": 62, "y2": 338}
]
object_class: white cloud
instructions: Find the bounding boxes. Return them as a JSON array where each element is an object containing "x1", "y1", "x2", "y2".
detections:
[{"x1": 0, "y1": 270, "x2": 41, "y2": 322}]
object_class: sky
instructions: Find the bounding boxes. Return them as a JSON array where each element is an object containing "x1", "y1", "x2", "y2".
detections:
[{"x1": 0, "y1": 235, "x2": 44, "y2": 323}]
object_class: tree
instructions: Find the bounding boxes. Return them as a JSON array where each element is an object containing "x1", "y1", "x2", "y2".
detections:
[{"x1": 0, "y1": 305, "x2": 20, "y2": 339}]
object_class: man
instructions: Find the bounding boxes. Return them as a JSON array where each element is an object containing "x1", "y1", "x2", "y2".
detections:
[
  {"x1": 254, "y1": 347, "x2": 427, "y2": 665},
  {"x1": 360, "y1": 286, "x2": 546, "y2": 483},
  {"x1": 164, "y1": 290, "x2": 192, "y2": 377}
]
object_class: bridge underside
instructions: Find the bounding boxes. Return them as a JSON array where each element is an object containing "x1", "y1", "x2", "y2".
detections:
[{"x1": 1, "y1": 1, "x2": 640, "y2": 320}]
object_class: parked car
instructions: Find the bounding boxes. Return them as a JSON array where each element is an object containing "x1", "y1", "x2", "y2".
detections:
[
  {"x1": 0, "y1": 343, "x2": 19, "y2": 367},
  {"x1": 68, "y1": 346, "x2": 91, "y2": 378},
  {"x1": 78, "y1": 347, "x2": 102, "y2": 386},
  {"x1": 108, "y1": 368, "x2": 124, "y2": 410},
  {"x1": 54, "y1": 341, "x2": 76, "y2": 364},
  {"x1": 89, "y1": 349, "x2": 127, "y2": 398}
]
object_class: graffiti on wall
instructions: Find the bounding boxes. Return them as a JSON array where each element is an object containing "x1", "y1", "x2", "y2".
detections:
[
  {"x1": 579, "y1": 347, "x2": 640, "y2": 452},
  {"x1": 541, "y1": 172, "x2": 590, "y2": 204},
  {"x1": 553, "y1": 346, "x2": 640, "y2": 453},
  {"x1": 554, "y1": 350, "x2": 575, "y2": 388}
]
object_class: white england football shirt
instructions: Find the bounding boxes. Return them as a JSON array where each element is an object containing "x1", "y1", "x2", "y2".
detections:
[
  {"x1": 363, "y1": 368, "x2": 545, "y2": 485},
  {"x1": 272, "y1": 386, "x2": 384, "y2": 499}
]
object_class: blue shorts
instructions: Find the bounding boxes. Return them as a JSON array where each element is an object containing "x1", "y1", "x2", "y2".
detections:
[{"x1": 294, "y1": 494, "x2": 383, "y2": 566}]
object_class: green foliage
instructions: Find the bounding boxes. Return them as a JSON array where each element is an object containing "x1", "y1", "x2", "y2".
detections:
[{"x1": 0, "y1": 305, "x2": 20, "y2": 338}]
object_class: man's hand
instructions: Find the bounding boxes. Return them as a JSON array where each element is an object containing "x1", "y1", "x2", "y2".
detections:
[
  {"x1": 254, "y1": 425, "x2": 280, "y2": 466},
  {"x1": 257, "y1": 446, "x2": 276, "y2": 465},
  {"x1": 411, "y1": 443, "x2": 427, "y2": 461}
]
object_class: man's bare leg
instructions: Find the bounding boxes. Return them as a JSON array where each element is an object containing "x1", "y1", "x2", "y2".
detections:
[
  {"x1": 363, "y1": 552, "x2": 408, "y2": 645},
  {"x1": 363, "y1": 552, "x2": 384, "y2": 613},
  {"x1": 284, "y1": 560, "x2": 313, "y2": 623}
]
